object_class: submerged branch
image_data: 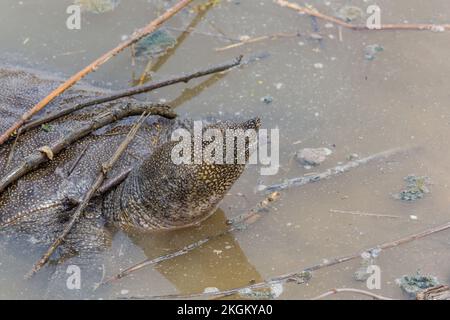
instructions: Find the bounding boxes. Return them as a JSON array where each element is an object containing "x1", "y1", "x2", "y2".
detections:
[
  {"x1": 138, "y1": 220, "x2": 450, "y2": 299},
  {"x1": 0, "y1": 104, "x2": 176, "y2": 194},
  {"x1": 275, "y1": 0, "x2": 450, "y2": 31},
  {"x1": 260, "y1": 146, "x2": 416, "y2": 194},
  {"x1": 0, "y1": 0, "x2": 193, "y2": 145},
  {"x1": 26, "y1": 112, "x2": 152, "y2": 278}
]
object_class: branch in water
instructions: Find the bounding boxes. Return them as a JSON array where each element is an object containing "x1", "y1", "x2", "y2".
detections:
[
  {"x1": 0, "y1": 0, "x2": 194, "y2": 145},
  {"x1": 0, "y1": 104, "x2": 176, "y2": 194},
  {"x1": 260, "y1": 146, "x2": 417, "y2": 193},
  {"x1": 275, "y1": 0, "x2": 450, "y2": 31},
  {"x1": 26, "y1": 112, "x2": 152, "y2": 278},
  {"x1": 311, "y1": 288, "x2": 393, "y2": 300},
  {"x1": 20, "y1": 56, "x2": 243, "y2": 133},
  {"x1": 133, "y1": 220, "x2": 450, "y2": 299}
]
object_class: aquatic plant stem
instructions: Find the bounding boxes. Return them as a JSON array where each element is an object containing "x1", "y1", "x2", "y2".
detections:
[
  {"x1": 26, "y1": 112, "x2": 151, "y2": 278},
  {"x1": 0, "y1": 104, "x2": 176, "y2": 195},
  {"x1": 276, "y1": 0, "x2": 450, "y2": 31},
  {"x1": 20, "y1": 56, "x2": 242, "y2": 134},
  {"x1": 0, "y1": 0, "x2": 193, "y2": 146}
]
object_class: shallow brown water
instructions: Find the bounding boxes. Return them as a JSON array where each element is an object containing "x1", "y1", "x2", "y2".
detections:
[{"x1": 1, "y1": 0, "x2": 450, "y2": 299}]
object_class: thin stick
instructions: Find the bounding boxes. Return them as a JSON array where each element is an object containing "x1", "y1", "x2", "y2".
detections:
[
  {"x1": 102, "y1": 230, "x2": 230, "y2": 286},
  {"x1": 329, "y1": 209, "x2": 401, "y2": 219},
  {"x1": 101, "y1": 192, "x2": 282, "y2": 286},
  {"x1": 260, "y1": 146, "x2": 416, "y2": 194},
  {"x1": 20, "y1": 56, "x2": 242, "y2": 134},
  {"x1": 26, "y1": 112, "x2": 151, "y2": 278},
  {"x1": 276, "y1": 0, "x2": 450, "y2": 31},
  {"x1": 215, "y1": 33, "x2": 298, "y2": 52},
  {"x1": 311, "y1": 288, "x2": 393, "y2": 300},
  {"x1": 139, "y1": 220, "x2": 450, "y2": 299},
  {"x1": 0, "y1": 0, "x2": 193, "y2": 145},
  {"x1": 0, "y1": 104, "x2": 175, "y2": 194}
]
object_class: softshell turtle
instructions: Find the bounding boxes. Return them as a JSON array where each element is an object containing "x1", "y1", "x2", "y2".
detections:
[{"x1": 0, "y1": 65, "x2": 259, "y2": 296}]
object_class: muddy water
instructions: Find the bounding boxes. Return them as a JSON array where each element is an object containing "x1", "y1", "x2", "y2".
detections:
[{"x1": 1, "y1": 0, "x2": 450, "y2": 299}]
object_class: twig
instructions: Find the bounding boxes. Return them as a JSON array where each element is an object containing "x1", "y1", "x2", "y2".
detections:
[
  {"x1": 138, "y1": 220, "x2": 450, "y2": 299},
  {"x1": 416, "y1": 285, "x2": 450, "y2": 300},
  {"x1": 26, "y1": 112, "x2": 151, "y2": 278},
  {"x1": 96, "y1": 167, "x2": 132, "y2": 195},
  {"x1": 215, "y1": 33, "x2": 298, "y2": 52},
  {"x1": 102, "y1": 230, "x2": 228, "y2": 286},
  {"x1": 329, "y1": 209, "x2": 401, "y2": 219},
  {"x1": 0, "y1": 104, "x2": 176, "y2": 194},
  {"x1": 311, "y1": 288, "x2": 393, "y2": 300},
  {"x1": 20, "y1": 56, "x2": 241, "y2": 135},
  {"x1": 275, "y1": 0, "x2": 450, "y2": 31},
  {"x1": 0, "y1": 0, "x2": 193, "y2": 145},
  {"x1": 260, "y1": 146, "x2": 416, "y2": 194},
  {"x1": 101, "y1": 192, "x2": 281, "y2": 286}
]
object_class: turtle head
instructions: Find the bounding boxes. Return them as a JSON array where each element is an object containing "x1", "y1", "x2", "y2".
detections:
[{"x1": 105, "y1": 118, "x2": 261, "y2": 231}]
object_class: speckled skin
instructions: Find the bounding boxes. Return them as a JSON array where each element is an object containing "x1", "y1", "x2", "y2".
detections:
[{"x1": 0, "y1": 66, "x2": 259, "y2": 262}]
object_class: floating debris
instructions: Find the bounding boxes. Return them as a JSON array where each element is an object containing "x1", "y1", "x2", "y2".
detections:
[
  {"x1": 396, "y1": 272, "x2": 439, "y2": 298},
  {"x1": 364, "y1": 44, "x2": 384, "y2": 61},
  {"x1": 313, "y1": 62, "x2": 324, "y2": 69},
  {"x1": 261, "y1": 95, "x2": 273, "y2": 104},
  {"x1": 203, "y1": 287, "x2": 220, "y2": 294},
  {"x1": 336, "y1": 5, "x2": 363, "y2": 22},
  {"x1": 393, "y1": 175, "x2": 431, "y2": 202},
  {"x1": 75, "y1": 0, "x2": 120, "y2": 14},
  {"x1": 296, "y1": 147, "x2": 332, "y2": 168},
  {"x1": 134, "y1": 29, "x2": 177, "y2": 59}
]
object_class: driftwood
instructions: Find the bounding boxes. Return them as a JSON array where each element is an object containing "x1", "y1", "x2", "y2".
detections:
[
  {"x1": 26, "y1": 112, "x2": 151, "y2": 278},
  {"x1": 20, "y1": 56, "x2": 243, "y2": 134},
  {"x1": 0, "y1": 104, "x2": 176, "y2": 194},
  {"x1": 276, "y1": 0, "x2": 450, "y2": 31},
  {"x1": 416, "y1": 285, "x2": 450, "y2": 300},
  {"x1": 0, "y1": 0, "x2": 193, "y2": 145},
  {"x1": 134, "y1": 220, "x2": 450, "y2": 299},
  {"x1": 260, "y1": 146, "x2": 415, "y2": 194}
]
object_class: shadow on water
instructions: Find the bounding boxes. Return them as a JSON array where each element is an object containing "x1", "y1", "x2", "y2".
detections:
[{"x1": 125, "y1": 208, "x2": 263, "y2": 295}]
